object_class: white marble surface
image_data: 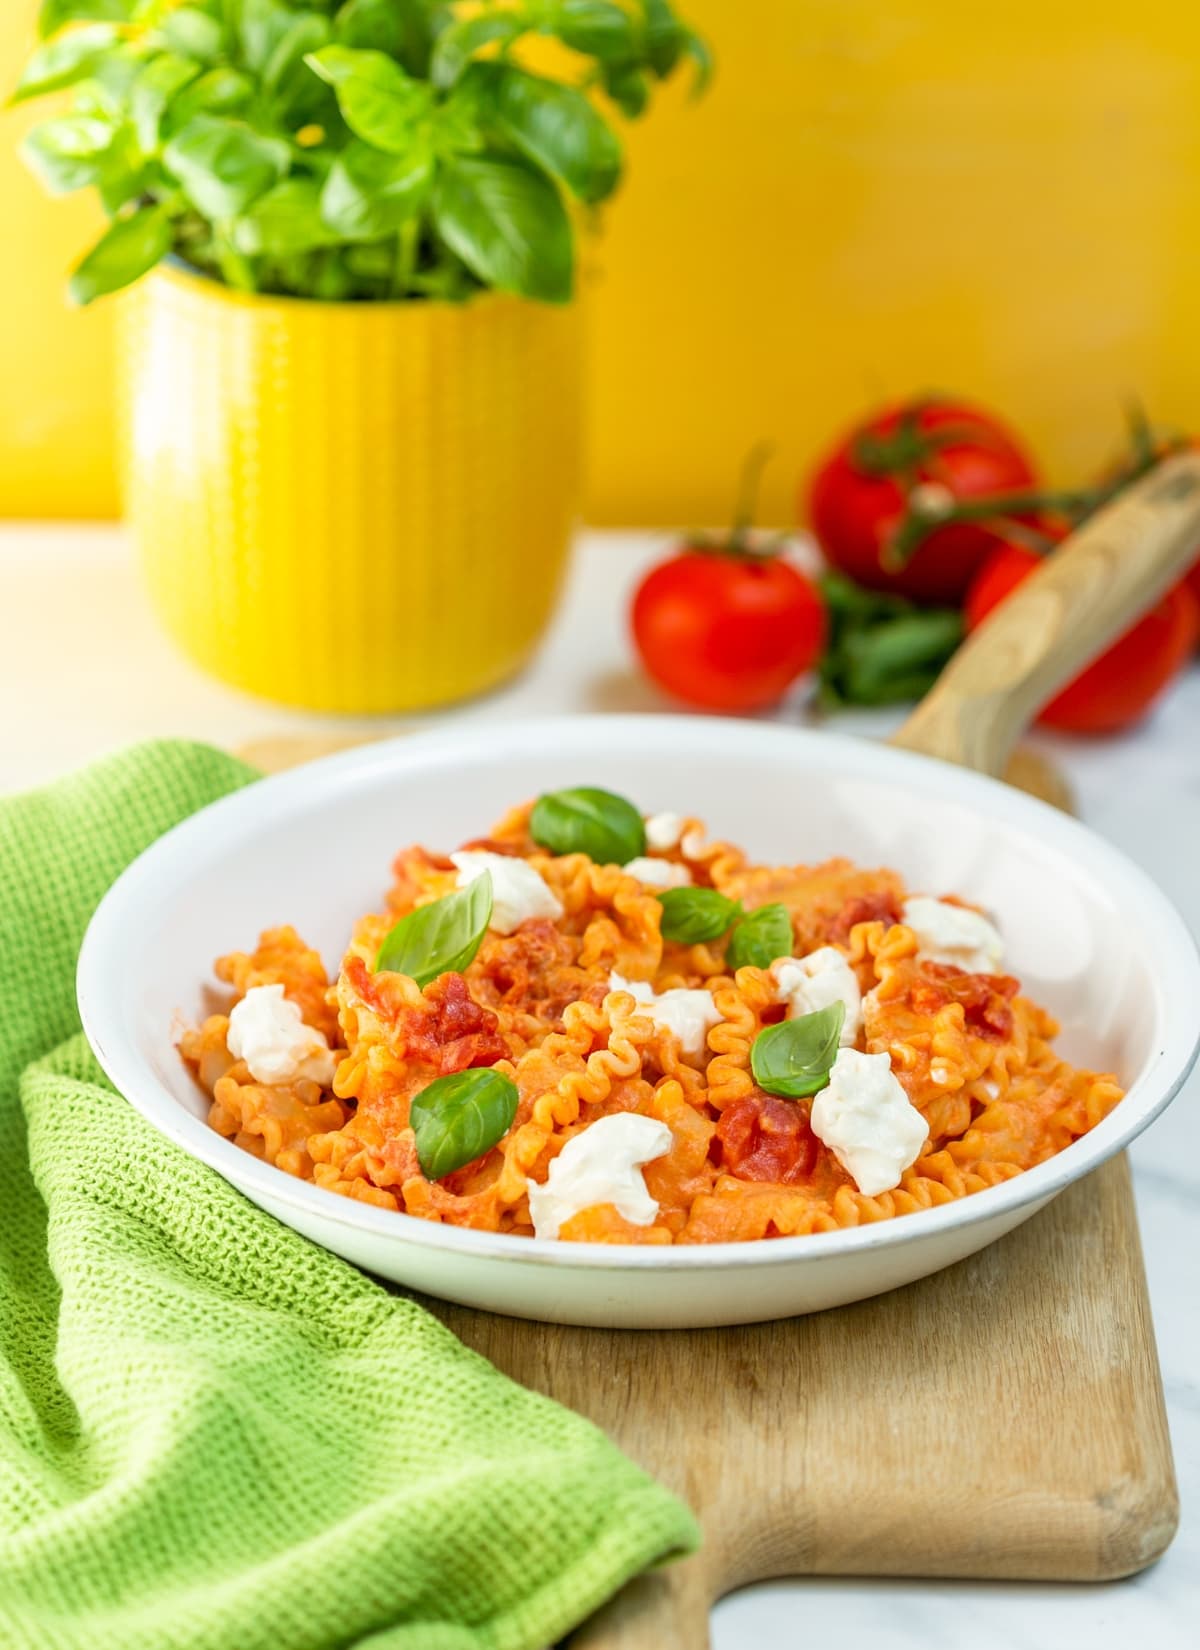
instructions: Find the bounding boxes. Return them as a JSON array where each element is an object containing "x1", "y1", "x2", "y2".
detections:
[{"x1": 1, "y1": 523, "x2": 1196, "y2": 1648}]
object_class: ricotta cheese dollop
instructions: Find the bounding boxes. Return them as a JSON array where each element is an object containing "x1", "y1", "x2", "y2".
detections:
[
  {"x1": 772, "y1": 947, "x2": 861, "y2": 1044},
  {"x1": 643, "y1": 811, "x2": 685, "y2": 851},
  {"x1": 451, "y1": 850, "x2": 564, "y2": 935},
  {"x1": 902, "y1": 896, "x2": 1004, "y2": 974},
  {"x1": 226, "y1": 984, "x2": 338, "y2": 1087},
  {"x1": 609, "y1": 972, "x2": 723, "y2": 1062},
  {"x1": 810, "y1": 1047, "x2": 928, "y2": 1197},
  {"x1": 622, "y1": 855, "x2": 693, "y2": 889},
  {"x1": 527, "y1": 1113, "x2": 673, "y2": 1240}
]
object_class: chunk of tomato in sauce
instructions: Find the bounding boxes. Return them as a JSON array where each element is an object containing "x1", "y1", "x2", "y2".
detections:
[
  {"x1": 828, "y1": 889, "x2": 903, "y2": 945},
  {"x1": 346, "y1": 955, "x2": 508, "y2": 1073},
  {"x1": 910, "y1": 962, "x2": 1018, "y2": 1041},
  {"x1": 715, "y1": 1093, "x2": 819, "y2": 1185},
  {"x1": 415, "y1": 973, "x2": 510, "y2": 1073}
]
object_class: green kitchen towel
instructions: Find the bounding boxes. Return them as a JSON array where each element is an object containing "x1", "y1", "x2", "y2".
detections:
[{"x1": 0, "y1": 741, "x2": 699, "y2": 1650}]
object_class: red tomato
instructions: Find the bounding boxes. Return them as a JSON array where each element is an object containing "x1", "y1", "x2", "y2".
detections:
[
  {"x1": 964, "y1": 543, "x2": 1200, "y2": 734},
  {"x1": 807, "y1": 397, "x2": 1039, "y2": 605},
  {"x1": 1098, "y1": 430, "x2": 1200, "y2": 649},
  {"x1": 1184, "y1": 557, "x2": 1200, "y2": 631},
  {"x1": 715, "y1": 1093, "x2": 819, "y2": 1184},
  {"x1": 631, "y1": 549, "x2": 826, "y2": 711}
]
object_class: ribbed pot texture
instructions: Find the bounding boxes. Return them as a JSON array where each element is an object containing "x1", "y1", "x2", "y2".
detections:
[{"x1": 118, "y1": 263, "x2": 582, "y2": 713}]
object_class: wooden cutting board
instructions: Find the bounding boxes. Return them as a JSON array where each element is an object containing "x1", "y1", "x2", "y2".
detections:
[{"x1": 440, "y1": 1153, "x2": 1175, "y2": 1645}]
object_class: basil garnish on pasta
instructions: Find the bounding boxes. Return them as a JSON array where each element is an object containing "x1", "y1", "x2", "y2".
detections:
[
  {"x1": 751, "y1": 1001, "x2": 845, "y2": 1098},
  {"x1": 658, "y1": 886, "x2": 742, "y2": 945},
  {"x1": 530, "y1": 786, "x2": 645, "y2": 865},
  {"x1": 410, "y1": 1068, "x2": 520, "y2": 1181},
  {"x1": 727, "y1": 902, "x2": 793, "y2": 970},
  {"x1": 375, "y1": 873, "x2": 492, "y2": 987}
]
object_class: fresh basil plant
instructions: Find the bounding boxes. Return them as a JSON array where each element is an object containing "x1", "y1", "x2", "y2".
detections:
[
  {"x1": 657, "y1": 885, "x2": 741, "y2": 945},
  {"x1": 530, "y1": 784, "x2": 645, "y2": 865},
  {"x1": 14, "y1": 0, "x2": 709, "y2": 305},
  {"x1": 726, "y1": 901, "x2": 792, "y2": 970},
  {"x1": 409, "y1": 1065, "x2": 519, "y2": 1180},
  {"x1": 750, "y1": 1000, "x2": 845, "y2": 1099},
  {"x1": 376, "y1": 870, "x2": 492, "y2": 986}
]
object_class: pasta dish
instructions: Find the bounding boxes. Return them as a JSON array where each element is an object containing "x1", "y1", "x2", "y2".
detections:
[{"x1": 180, "y1": 786, "x2": 1122, "y2": 1244}]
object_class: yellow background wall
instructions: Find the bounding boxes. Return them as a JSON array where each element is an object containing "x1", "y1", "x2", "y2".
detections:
[{"x1": 4, "y1": 0, "x2": 1200, "y2": 524}]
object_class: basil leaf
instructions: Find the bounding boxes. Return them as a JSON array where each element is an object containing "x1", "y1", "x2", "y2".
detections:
[
  {"x1": 843, "y1": 610, "x2": 964, "y2": 706},
  {"x1": 681, "y1": 29, "x2": 714, "y2": 95},
  {"x1": 430, "y1": 89, "x2": 487, "y2": 159},
  {"x1": 601, "y1": 61, "x2": 649, "y2": 117},
  {"x1": 233, "y1": 176, "x2": 338, "y2": 256},
  {"x1": 264, "y1": 14, "x2": 333, "y2": 105},
  {"x1": 74, "y1": 45, "x2": 143, "y2": 119},
  {"x1": 336, "y1": 0, "x2": 432, "y2": 74},
  {"x1": 530, "y1": 786, "x2": 644, "y2": 865},
  {"x1": 817, "y1": 571, "x2": 963, "y2": 710},
  {"x1": 161, "y1": 7, "x2": 227, "y2": 66},
  {"x1": 643, "y1": 0, "x2": 685, "y2": 76},
  {"x1": 750, "y1": 1001, "x2": 846, "y2": 1099},
  {"x1": 12, "y1": 22, "x2": 121, "y2": 104},
  {"x1": 132, "y1": 53, "x2": 201, "y2": 152},
  {"x1": 69, "y1": 202, "x2": 172, "y2": 305},
  {"x1": 164, "y1": 116, "x2": 290, "y2": 220},
  {"x1": 433, "y1": 153, "x2": 573, "y2": 300},
  {"x1": 96, "y1": 124, "x2": 153, "y2": 213},
  {"x1": 376, "y1": 872, "x2": 493, "y2": 987},
  {"x1": 431, "y1": 12, "x2": 524, "y2": 90},
  {"x1": 658, "y1": 887, "x2": 742, "y2": 945},
  {"x1": 321, "y1": 136, "x2": 432, "y2": 239},
  {"x1": 166, "y1": 67, "x2": 255, "y2": 133},
  {"x1": 556, "y1": 1, "x2": 638, "y2": 61},
  {"x1": 39, "y1": 1, "x2": 133, "y2": 40},
  {"x1": 410, "y1": 1067, "x2": 518, "y2": 1181},
  {"x1": 727, "y1": 903, "x2": 793, "y2": 971},
  {"x1": 476, "y1": 63, "x2": 622, "y2": 205},
  {"x1": 237, "y1": 0, "x2": 298, "y2": 76},
  {"x1": 21, "y1": 115, "x2": 114, "y2": 194},
  {"x1": 305, "y1": 45, "x2": 433, "y2": 152}
]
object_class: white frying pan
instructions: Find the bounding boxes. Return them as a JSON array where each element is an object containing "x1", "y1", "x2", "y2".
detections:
[{"x1": 77, "y1": 453, "x2": 1200, "y2": 1328}]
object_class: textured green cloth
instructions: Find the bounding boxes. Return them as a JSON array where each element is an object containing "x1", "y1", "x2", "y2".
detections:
[{"x1": 0, "y1": 740, "x2": 698, "y2": 1650}]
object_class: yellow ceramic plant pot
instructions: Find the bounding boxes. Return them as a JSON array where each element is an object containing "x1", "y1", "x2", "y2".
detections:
[{"x1": 117, "y1": 264, "x2": 582, "y2": 712}]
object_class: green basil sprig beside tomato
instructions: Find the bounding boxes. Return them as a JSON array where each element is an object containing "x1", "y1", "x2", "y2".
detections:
[
  {"x1": 750, "y1": 1001, "x2": 845, "y2": 1099},
  {"x1": 375, "y1": 872, "x2": 492, "y2": 986},
  {"x1": 410, "y1": 1067, "x2": 519, "y2": 1181}
]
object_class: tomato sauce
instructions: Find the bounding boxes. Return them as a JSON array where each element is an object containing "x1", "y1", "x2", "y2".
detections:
[
  {"x1": 910, "y1": 962, "x2": 1018, "y2": 1041},
  {"x1": 715, "y1": 1093, "x2": 819, "y2": 1184}
]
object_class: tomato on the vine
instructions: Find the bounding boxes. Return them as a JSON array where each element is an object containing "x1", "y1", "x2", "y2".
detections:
[
  {"x1": 964, "y1": 540, "x2": 1200, "y2": 734},
  {"x1": 807, "y1": 397, "x2": 1039, "y2": 605},
  {"x1": 632, "y1": 446, "x2": 826, "y2": 711},
  {"x1": 632, "y1": 547, "x2": 825, "y2": 711},
  {"x1": 1096, "y1": 421, "x2": 1200, "y2": 649},
  {"x1": 1186, "y1": 558, "x2": 1200, "y2": 621}
]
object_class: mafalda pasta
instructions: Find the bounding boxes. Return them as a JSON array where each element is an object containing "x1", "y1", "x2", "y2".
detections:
[{"x1": 180, "y1": 787, "x2": 1123, "y2": 1245}]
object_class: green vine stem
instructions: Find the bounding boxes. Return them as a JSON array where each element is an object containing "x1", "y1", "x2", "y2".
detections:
[
  {"x1": 689, "y1": 441, "x2": 790, "y2": 560},
  {"x1": 883, "y1": 411, "x2": 1200, "y2": 569}
]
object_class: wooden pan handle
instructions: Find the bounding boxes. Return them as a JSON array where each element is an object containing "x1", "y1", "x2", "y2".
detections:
[{"x1": 891, "y1": 450, "x2": 1200, "y2": 775}]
